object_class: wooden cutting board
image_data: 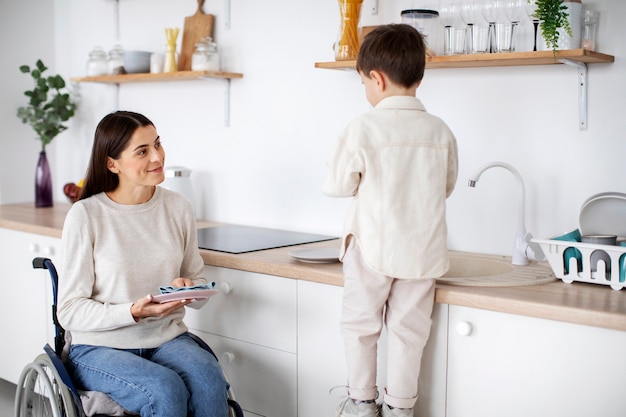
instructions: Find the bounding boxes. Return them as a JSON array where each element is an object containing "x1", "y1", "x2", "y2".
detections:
[{"x1": 178, "y1": 0, "x2": 215, "y2": 71}]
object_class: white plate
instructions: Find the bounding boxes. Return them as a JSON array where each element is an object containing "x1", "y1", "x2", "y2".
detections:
[
  {"x1": 579, "y1": 192, "x2": 626, "y2": 236},
  {"x1": 289, "y1": 247, "x2": 340, "y2": 263},
  {"x1": 152, "y1": 289, "x2": 219, "y2": 304}
]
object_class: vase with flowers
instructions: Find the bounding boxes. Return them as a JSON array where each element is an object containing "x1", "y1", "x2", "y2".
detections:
[{"x1": 16, "y1": 59, "x2": 77, "y2": 207}]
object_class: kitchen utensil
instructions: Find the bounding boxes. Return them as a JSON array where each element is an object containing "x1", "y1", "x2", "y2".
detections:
[
  {"x1": 161, "y1": 166, "x2": 196, "y2": 215},
  {"x1": 581, "y1": 234, "x2": 617, "y2": 273},
  {"x1": 579, "y1": 192, "x2": 626, "y2": 237},
  {"x1": 289, "y1": 248, "x2": 341, "y2": 263},
  {"x1": 553, "y1": 229, "x2": 582, "y2": 273},
  {"x1": 85, "y1": 46, "x2": 108, "y2": 76},
  {"x1": 401, "y1": 9, "x2": 441, "y2": 55},
  {"x1": 124, "y1": 50, "x2": 152, "y2": 73},
  {"x1": 179, "y1": 0, "x2": 215, "y2": 71}
]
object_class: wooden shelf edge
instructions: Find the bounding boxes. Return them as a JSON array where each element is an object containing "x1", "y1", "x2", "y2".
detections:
[
  {"x1": 315, "y1": 49, "x2": 614, "y2": 71},
  {"x1": 70, "y1": 70, "x2": 244, "y2": 84}
]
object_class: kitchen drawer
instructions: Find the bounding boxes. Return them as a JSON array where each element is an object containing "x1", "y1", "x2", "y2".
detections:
[
  {"x1": 185, "y1": 266, "x2": 297, "y2": 353},
  {"x1": 192, "y1": 329, "x2": 297, "y2": 417}
]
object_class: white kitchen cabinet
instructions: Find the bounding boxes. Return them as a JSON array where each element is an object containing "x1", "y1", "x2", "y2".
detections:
[
  {"x1": 185, "y1": 266, "x2": 297, "y2": 417},
  {"x1": 192, "y1": 329, "x2": 297, "y2": 417},
  {"x1": 0, "y1": 228, "x2": 60, "y2": 384},
  {"x1": 296, "y1": 280, "x2": 448, "y2": 417},
  {"x1": 185, "y1": 266, "x2": 297, "y2": 352},
  {"x1": 447, "y1": 304, "x2": 626, "y2": 417}
]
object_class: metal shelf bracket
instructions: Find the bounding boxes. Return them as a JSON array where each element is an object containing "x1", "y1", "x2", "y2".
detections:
[
  {"x1": 559, "y1": 58, "x2": 588, "y2": 131},
  {"x1": 199, "y1": 76, "x2": 232, "y2": 127},
  {"x1": 225, "y1": 0, "x2": 231, "y2": 29}
]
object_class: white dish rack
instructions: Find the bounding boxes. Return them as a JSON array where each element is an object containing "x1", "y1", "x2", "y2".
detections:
[{"x1": 532, "y1": 237, "x2": 626, "y2": 290}]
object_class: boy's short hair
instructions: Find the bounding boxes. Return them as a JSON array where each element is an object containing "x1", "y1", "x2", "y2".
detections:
[{"x1": 356, "y1": 24, "x2": 426, "y2": 88}]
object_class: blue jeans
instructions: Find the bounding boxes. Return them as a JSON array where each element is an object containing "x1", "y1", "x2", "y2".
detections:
[{"x1": 67, "y1": 332, "x2": 229, "y2": 417}]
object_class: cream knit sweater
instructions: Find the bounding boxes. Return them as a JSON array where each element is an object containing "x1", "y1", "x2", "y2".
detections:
[{"x1": 58, "y1": 187, "x2": 207, "y2": 349}]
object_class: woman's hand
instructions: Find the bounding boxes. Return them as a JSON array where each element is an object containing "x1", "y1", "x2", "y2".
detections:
[
  {"x1": 130, "y1": 293, "x2": 192, "y2": 322},
  {"x1": 129, "y1": 277, "x2": 198, "y2": 321},
  {"x1": 171, "y1": 277, "x2": 195, "y2": 288}
]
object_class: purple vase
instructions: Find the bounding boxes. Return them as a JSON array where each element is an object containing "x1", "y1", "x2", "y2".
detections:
[{"x1": 35, "y1": 151, "x2": 53, "y2": 207}]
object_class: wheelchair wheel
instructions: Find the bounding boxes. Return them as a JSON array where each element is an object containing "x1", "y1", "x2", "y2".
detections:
[{"x1": 14, "y1": 353, "x2": 79, "y2": 417}]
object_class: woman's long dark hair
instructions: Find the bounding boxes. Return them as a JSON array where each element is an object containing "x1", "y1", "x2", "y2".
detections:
[{"x1": 79, "y1": 111, "x2": 154, "y2": 201}]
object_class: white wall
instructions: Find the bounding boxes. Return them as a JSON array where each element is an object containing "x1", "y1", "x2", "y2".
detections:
[
  {"x1": 2, "y1": 0, "x2": 625, "y2": 258},
  {"x1": 1, "y1": 0, "x2": 56, "y2": 204}
]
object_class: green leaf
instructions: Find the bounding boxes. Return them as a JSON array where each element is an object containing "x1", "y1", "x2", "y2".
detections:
[
  {"x1": 17, "y1": 59, "x2": 77, "y2": 147},
  {"x1": 36, "y1": 59, "x2": 47, "y2": 72}
]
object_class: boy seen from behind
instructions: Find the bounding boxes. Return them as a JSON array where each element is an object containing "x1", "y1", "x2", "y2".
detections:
[{"x1": 323, "y1": 24, "x2": 459, "y2": 417}]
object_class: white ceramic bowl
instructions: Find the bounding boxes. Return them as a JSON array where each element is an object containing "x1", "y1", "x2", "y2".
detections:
[{"x1": 123, "y1": 51, "x2": 152, "y2": 73}]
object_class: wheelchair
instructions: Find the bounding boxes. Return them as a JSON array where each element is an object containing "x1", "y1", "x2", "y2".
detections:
[{"x1": 14, "y1": 257, "x2": 244, "y2": 417}]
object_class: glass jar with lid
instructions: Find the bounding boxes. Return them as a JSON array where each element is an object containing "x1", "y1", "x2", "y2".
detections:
[
  {"x1": 191, "y1": 37, "x2": 220, "y2": 72},
  {"x1": 86, "y1": 46, "x2": 108, "y2": 76},
  {"x1": 107, "y1": 44, "x2": 125, "y2": 75}
]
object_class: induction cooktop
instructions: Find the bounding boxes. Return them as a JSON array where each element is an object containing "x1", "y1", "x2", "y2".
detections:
[{"x1": 198, "y1": 224, "x2": 338, "y2": 254}]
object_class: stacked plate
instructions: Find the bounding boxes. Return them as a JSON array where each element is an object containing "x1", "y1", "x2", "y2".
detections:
[{"x1": 579, "y1": 192, "x2": 626, "y2": 237}]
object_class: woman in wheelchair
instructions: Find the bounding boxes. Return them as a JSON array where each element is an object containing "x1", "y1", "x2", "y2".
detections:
[{"x1": 57, "y1": 111, "x2": 229, "y2": 416}]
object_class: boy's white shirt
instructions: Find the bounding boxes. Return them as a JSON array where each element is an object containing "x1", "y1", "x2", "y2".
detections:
[{"x1": 323, "y1": 95, "x2": 459, "y2": 279}]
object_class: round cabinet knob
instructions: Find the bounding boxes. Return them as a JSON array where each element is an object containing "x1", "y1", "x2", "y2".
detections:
[
  {"x1": 456, "y1": 321, "x2": 473, "y2": 336},
  {"x1": 29, "y1": 243, "x2": 40, "y2": 253},
  {"x1": 222, "y1": 352, "x2": 235, "y2": 363},
  {"x1": 220, "y1": 282, "x2": 233, "y2": 294},
  {"x1": 43, "y1": 246, "x2": 55, "y2": 256}
]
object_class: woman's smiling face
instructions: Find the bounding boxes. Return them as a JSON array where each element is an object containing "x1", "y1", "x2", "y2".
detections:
[{"x1": 107, "y1": 124, "x2": 165, "y2": 190}]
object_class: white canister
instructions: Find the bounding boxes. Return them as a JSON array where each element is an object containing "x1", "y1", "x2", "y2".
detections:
[{"x1": 161, "y1": 166, "x2": 196, "y2": 215}]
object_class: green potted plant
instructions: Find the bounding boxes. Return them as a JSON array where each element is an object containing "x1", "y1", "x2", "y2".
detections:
[
  {"x1": 17, "y1": 59, "x2": 77, "y2": 207},
  {"x1": 531, "y1": 0, "x2": 573, "y2": 54}
]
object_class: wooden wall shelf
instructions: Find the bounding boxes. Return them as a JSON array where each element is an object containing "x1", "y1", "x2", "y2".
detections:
[
  {"x1": 314, "y1": 49, "x2": 614, "y2": 71},
  {"x1": 70, "y1": 70, "x2": 243, "y2": 84},
  {"x1": 70, "y1": 70, "x2": 244, "y2": 127},
  {"x1": 315, "y1": 48, "x2": 614, "y2": 130}
]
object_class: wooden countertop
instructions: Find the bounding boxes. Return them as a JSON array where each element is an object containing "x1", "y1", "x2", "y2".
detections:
[{"x1": 2, "y1": 203, "x2": 625, "y2": 332}]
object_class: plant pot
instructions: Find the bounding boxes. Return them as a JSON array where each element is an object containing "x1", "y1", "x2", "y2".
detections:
[
  {"x1": 35, "y1": 151, "x2": 53, "y2": 207},
  {"x1": 538, "y1": 1, "x2": 582, "y2": 51}
]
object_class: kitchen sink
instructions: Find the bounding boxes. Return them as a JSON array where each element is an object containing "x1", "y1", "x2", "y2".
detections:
[
  {"x1": 438, "y1": 251, "x2": 555, "y2": 287},
  {"x1": 444, "y1": 252, "x2": 513, "y2": 278}
]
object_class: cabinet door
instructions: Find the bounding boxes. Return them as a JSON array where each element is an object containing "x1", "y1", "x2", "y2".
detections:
[
  {"x1": 185, "y1": 266, "x2": 297, "y2": 353},
  {"x1": 296, "y1": 280, "x2": 447, "y2": 417},
  {"x1": 447, "y1": 305, "x2": 626, "y2": 417},
  {"x1": 191, "y1": 329, "x2": 297, "y2": 417},
  {"x1": 0, "y1": 228, "x2": 61, "y2": 384}
]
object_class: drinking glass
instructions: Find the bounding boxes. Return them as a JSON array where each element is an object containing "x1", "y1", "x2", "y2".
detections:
[
  {"x1": 490, "y1": 0, "x2": 517, "y2": 52},
  {"x1": 446, "y1": 27, "x2": 468, "y2": 55},
  {"x1": 440, "y1": 2, "x2": 460, "y2": 55},
  {"x1": 460, "y1": 1, "x2": 485, "y2": 54},
  {"x1": 481, "y1": 0, "x2": 501, "y2": 52},
  {"x1": 494, "y1": 23, "x2": 515, "y2": 52},
  {"x1": 525, "y1": 0, "x2": 540, "y2": 51}
]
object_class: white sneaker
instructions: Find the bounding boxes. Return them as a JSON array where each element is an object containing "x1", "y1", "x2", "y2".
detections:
[
  {"x1": 336, "y1": 398, "x2": 381, "y2": 417},
  {"x1": 381, "y1": 402, "x2": 413, "y2": 417}
]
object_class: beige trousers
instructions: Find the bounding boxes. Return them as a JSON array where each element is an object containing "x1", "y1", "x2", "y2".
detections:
[{"x1": 341, "y1": 239, "x2": 435, "y2": 409}]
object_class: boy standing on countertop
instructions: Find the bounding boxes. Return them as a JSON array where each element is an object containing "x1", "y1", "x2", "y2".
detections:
[{"x1": 323, "y1": 24, "x2": 458, "y2": 417}]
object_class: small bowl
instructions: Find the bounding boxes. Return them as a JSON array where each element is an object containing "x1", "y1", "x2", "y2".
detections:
[{"x1": 123, "y1": 50, "x2": 152, "y2": 73}]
